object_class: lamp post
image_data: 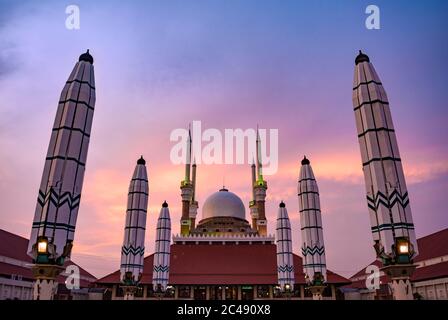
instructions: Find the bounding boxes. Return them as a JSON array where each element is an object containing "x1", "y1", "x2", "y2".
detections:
[
  {"x1": 307, "y1": 273, "x2": 326, "y2": 300},
  {"x1": 31, "y1": 234, "x2": 64, "y2": 300},
  {"x1": 380, "y1": 237, "x2": 416, "y2": 300}
]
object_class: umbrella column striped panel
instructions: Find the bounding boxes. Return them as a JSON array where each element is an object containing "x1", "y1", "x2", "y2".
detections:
[
  {"x1": 352, "y1": 51, "x2": 418, "y2": 300},
  {"x1": 298, "y1": 156, "x2": 327, "y2": 286},
  {"x1": 120, "y1": 156, "x2": 149, "y2": 296},
  {"x1": 276, "y1": 202, "x2": 295, "y2": 292},
  {"x1": 27, "y1": 51, "x2": 96, "y2": 300},
  {"x1": 153, "y1": 201, "x2": 171, "y2": 293}
]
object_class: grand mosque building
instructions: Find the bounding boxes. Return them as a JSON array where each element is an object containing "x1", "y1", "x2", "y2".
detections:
[
  {"x1": 18, "y1": 49, "x2": 447, "y2": 301},
  {"x1": 96, "y1": 180, "x2": 350, "y2": 300}
]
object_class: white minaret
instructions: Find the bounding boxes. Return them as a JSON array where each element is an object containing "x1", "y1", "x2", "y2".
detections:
[
  {"x1": 254, "y1": 128, "x2": 268, "y2": 235},
  {"x1": 276, "y1": 201, "x2": 295, "y2": 294},
  {"x1": 189, "y1": 160, "x2": 198, "y2": 229},
  {"x1": 27, "y1": 50, "x2": 96, "y2": 300},
  {"x1": 120, "y1": 156, "x2": 149, "y2": 300},
  {"x1": 180, "y1": 128, "x2": 193, "y2": 235},
  {"x1": 249, "y1": 160, "x2": 259, "y2": 229},
  {"x1": 352, "y1": 51, "x2": 418, "y2": 300},
  {"x1": 153, "y1": 201, "x2": 171, "y2": 294},
  {"x1": 298, "y1": 156, "x2": 327, "y2": 300}
]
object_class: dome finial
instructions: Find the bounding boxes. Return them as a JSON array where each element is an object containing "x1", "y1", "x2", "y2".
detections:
[
  {"x1": 162, "y1": 201, "x2": 168, "y2": 208},
  {"x1": 301, "y1": 155, "x2": 310, "y2": 165},
  {"x1": 137, "y1": 155, "x2": 146, "y2": 165},
  {"x1": 79, "y1": 49, "x2": 94, "y2": 64},
  {"x1": 355, "y1": 50, "x2": 370, "y2": 65},
  {"x1": 279, "y1": 201, "x2": 285, "y2": 208}
]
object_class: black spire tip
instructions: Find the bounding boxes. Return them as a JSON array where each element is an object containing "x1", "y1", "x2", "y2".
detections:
[
  {"x1": 137, "y1": 156, "x2": 146, "y2": 165},
  {"x1": 355, "y1": 50, "x2": 370, "y2": 65},
  {"x1": 79, "y1": 49, "x2": 94, "y2": 64},
  {"x1": 219, "y1": 187, "x2": 228, "y2": 192},
  {"x1": 162, "y1": 201, "x2": 168, "y2": 208},
  {"x1": 301, "y1": 156, "x2": 310, "y2": 165},
  {"x1": 279, "y1": 201, "x2": 285, "y2": 208}
]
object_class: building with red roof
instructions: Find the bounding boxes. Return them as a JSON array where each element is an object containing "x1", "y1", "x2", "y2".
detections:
[
  {"x1": 95, "y1": 132, "x2": 352, "y2": 300},
  {"x1": 97, "y1": 242, "x2": 350, "y2": 300},
  {"x1": 344, "y1": 228, "x2": 448, "y2": 300},
  {"x1": 0, "y1": 229, "x2": 96, "y2": 300},
  {"x1": 96, "y1": 185, "x2": 351, "y2": 299}
]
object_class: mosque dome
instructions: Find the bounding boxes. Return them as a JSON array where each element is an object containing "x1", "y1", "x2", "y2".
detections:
[{"x1": 202, "y1": 188, "x2": 246, "y2": 220}]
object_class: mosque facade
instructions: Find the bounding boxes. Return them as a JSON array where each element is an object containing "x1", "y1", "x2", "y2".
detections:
[
  {"x1": 96, "y1": 131, "x2": 350, "y2": 300},
  {"x1": 24, "y1": 50, "x2": 429, "y2": 300}
]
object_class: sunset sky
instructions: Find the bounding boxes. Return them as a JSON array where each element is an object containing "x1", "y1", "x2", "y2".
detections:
[{"x1": 0, "y1": 0, "x2": 447, "y2": 278}]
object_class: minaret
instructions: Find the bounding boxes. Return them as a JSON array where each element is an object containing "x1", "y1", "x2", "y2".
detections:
[
  {"x1": 27, "y1": 50, "x2": 96, "y2": 300},
  {"x1": 249, "y1": 159, "x2": 258, "y2": 230},
  {"x1": 120, "y1": 156, "x2": 149, "y2": 300},
  {"x1": 189, "y1": 160, "x2": 198, "y2": 229},
  {"x1": 298, "y1": 156, "x2": 327, "y2": 300},
  {"x1": 352, "y1": 51, "x2": 418, "y2": 300},
  {"x1": 180, "y1": 128, "x2": 193, "y2": 235},
  {"x1": 276, "y1": 201, "x2": 295, "y2": 294},
  {"x1": 153, "y1": 201, "x2": 171, "y2": 294},
  {"x1": 254, "y1": 128, "x2": 268, "y2": 236}
]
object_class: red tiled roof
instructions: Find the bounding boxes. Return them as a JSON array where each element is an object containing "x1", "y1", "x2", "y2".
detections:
[
  {"x1": 0, "y1": 262, "x2": 34, "y2": 280},
  {"x1": 97, "y1": 243, "x2": 350, "y2": 285},
  {"x1": 413, "y1": 228, "x2": 448, "y2": 262},
  {"x1": 347, "y1": 228, "x2": 448, "y2": 288},
  {"x1": 0, "y1": 229, "x2": 96, "y2": 284},
  {"x1": 412, "y1": 261, "x2": 448, "y2": 282}
]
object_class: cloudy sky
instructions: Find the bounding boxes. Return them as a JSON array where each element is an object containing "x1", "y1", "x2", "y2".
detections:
[{"x1": 0, "y1": 0, "x2": 447, "y2": 278}]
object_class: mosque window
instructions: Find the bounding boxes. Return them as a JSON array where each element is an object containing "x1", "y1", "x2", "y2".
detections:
[
  {"x1": 194, "y1": 286, "x2": 207, "y2": 300},
  {"x1": 209, "y1": 286, "x2": 223, "y2": 300},
  {"x1": 323, "y1": 286, "x2": 332, "y2": 297},
  {"x1": 135, "y1": 286, "x2": 144, "y2": 298},
  {"x1": 257, "y1": 285, "x2": 270, "y2": 298},
  {"x1": 146, "y1": 286, "x2": 155, "y2": 298},
  {"x1": 164, "y1": 287, "x2": 175, "y2": 298},
  {"x1": 225, "y1": 286, "x2": 238, "y2": 300},
  {"x1": 115, "y1": 286, "x2": 124, "y2": 297},
  {"x1": 304, "y1": 287, "x2": 313, "y2": 298},
  {"x1": 292, "y1": 285, "x2": 301, "y2": 297},
  {"x1": 178, "y1": 286, "x2": 191, "y2": 298}
]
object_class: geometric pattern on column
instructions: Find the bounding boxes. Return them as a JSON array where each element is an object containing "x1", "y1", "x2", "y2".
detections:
[
  {"x1": 120, "y1": 156, "x2": 149, "y2": 284},
  {"x1": 27, "y1": 50, "x2": 96, "y2": 264},
  {"x1": 298, "y1": 156, "x2": 327, "y2": 283},
  {"x1": 152, "y1": 201, "x2": 171, "y2": 292},
  {"x1": 276, "y1": 201, "x2": 295, "y2": 291},
  {"x1": 352, "y1": 50, "x2": 418, "y2": 259}
]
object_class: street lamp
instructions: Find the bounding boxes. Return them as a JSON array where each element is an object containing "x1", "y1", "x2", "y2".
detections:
[
  {"x1": 398, "y1": 241, "x2": 409, "y2": 254},
  {"x1": 395, "y1": 237, "x2": 413, "y2": 264},
  {"x1": 37, "y1": 238, "x2": 48, "y2": 254}
]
